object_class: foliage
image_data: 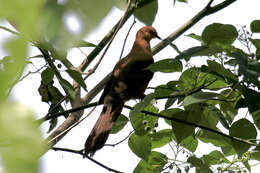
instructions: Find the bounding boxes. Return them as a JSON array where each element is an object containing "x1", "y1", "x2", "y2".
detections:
[{"x1": 1, "y1": 0, "x2": 260, "y2": 173}]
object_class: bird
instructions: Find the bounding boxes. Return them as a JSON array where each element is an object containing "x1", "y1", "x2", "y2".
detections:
[{"x1": 84, "y1": 26, "x2": 160, "y2": 156}]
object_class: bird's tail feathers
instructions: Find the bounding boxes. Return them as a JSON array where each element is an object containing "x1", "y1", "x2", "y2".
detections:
[{"x1": 84, "y1": 102, "x2": 124, "y2": 156}]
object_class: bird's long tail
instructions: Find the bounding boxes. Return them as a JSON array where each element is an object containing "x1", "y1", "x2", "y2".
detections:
[{"x1": 84, "y1": 102, "x2": 124, "y2": 156}]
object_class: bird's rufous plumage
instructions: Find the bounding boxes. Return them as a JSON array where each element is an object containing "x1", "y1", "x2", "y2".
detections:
[{"x1": 84, "y1": 26, "x2": 160, "y2": 156}]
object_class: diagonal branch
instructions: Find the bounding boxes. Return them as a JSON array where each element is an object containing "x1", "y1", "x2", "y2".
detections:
[{"x1": 52, "y1": 147, "x2": 123, "y2": 173}]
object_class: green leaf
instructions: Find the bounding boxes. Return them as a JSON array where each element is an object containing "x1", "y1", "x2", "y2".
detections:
[
  {"x1": 202, "y1": 150, "x2": 230, "y2": 165},
  {"x1": 250, "y1": 20, "x2": 260, "y2": 33},
  {"x1": 41, "y1": 68, "x2": 54, "y2": 85},
  {"x1": 250, "y1": 38, "x2": 260, "y2": 49},
  {"x1": 186, "y1": 33, "x2": 202, "y2": 42},
  {"x1": 202, "y1": 23, "x2": 238, "y2": 45},
  {"x1": 160, "y1": 108, "x2": 183, "y2": 125},
  {"x1": 48, "y1": 85, "x2": 64, "y2": 104},
  {"x1": 250, "y1": 151, "x2": 260, "y2": 161},
  {"x1": 149, "y1": 129, "x2": 173, "y2": 149},
  {"x1": 0, "y1": 103, "x2": 46, "y2": 173},
  {"x1": 130, "y1": 93, "x2": 156, "y2": 118},
  {"x1": 187, "y1": 156, "x2": 213, "y2": 173},
  {"x1": 178, "y1": 67, "x2": 201, "y2": 90},
  {"x1": 221, "y1": 145, "x2": 236, "y2": 156},
  {"x1": 208, "y1": 105, "x2": 230, "y2": 130},
  {"x1": 128, "y1": 133, "x2": 151, "y2": 161},
  {"x1": 197, "y1": 129, "x2": 231, "y2": 148},
  {"x1": 175, "y1": 45, "x2": 225, "y2": 61},
  {"x1": 219, "y1": 89, "x2": 239, "y2": 123},
  {"x1": 0, "y1": 38, "x2": 27, "y2": 99},
  {"x1": 130, "y1": 103, "x2": 158, "y2": 136},
  {"x1": 60, "y1": 79, "x2": 76, "y2": 99},
  {"x1": 229, "y1": 119, "x2": 257, "y2": 156},
  {"x1": 72, "y1": 40, "x2": 96, "y2": 47},
  {"x1": 165, "y1": 98, "x2": 177, "y2": 109},
  {"x1": 207, "y1": 60, "x2": 238, "y2": 82},
  {"x1": 243, "y1": 160, "x2": 251, "y2": 172},
  {"x1": 183, "y1": 91, "x2": 219, "y2": 107},
  {"x1": 252, "y1": 110, "x2": 260, "y2": 131},
  {"x1": 66, "y1": 70, "x2": 87, "y2": 91},
  {"x1": 170, "y1": 105, "x2": 201, "y2": 143},
  {"x1": 134, "y1": 0, "x2": 158, "y2": 25},
  {"x1": 148, "y1": 59, "x2": 182, "y2": 73},
  {"x1": 180, "y1": 136, "x2": 198, "y2": 152},
  {"x1": 111, "y1": 114, "x2": 128, "y2": 134},
  {"x1": 134, "y1": 151, "x2": 168, "y2": 173}
]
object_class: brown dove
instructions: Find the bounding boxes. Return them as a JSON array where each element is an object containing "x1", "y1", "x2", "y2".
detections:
[{"x1": 85, "y1": 26, "x2": 160, "y2": 156}]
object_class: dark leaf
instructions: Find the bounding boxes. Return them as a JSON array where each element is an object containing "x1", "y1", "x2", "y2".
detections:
[
  {"x1": 250, "y1": 20, "x2": 260, "y2": 33},
  {"x1": 229, "y1": 119, "x2": 257, "y2": 156},
  {"x1": 202, "y1": 23, "x2": 238, "y2": 45},
  {"x1": 134, "y1": 0, "x2": 158, "y2": 25},
  {"x1": 41, "y1": 68, "x2": 54, "y2": 84}
]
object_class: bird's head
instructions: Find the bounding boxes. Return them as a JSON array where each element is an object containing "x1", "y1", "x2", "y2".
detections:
[{"x1": 136, "y1": 26, "x2": 161, "y2": 41}]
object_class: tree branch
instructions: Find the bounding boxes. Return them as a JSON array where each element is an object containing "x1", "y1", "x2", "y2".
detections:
[
  {"x1": 123, "y1": 105, "x2": 260, "y2": 147},
  {"x1": 52, "y1": 147, "x2": 123, "y2": 173}
]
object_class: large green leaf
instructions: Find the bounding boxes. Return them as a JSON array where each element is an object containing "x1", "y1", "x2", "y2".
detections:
[
  {"x1": 250, "y1": 20, "x2": 260, "y2": 33},
  {"x1": 148, "y1": 59, "x2": 182, "y2": 73},
  {"x1": 180, "y1": 136, "x2": 198, "y2": 152},
  {"x1": 0, "y1": 103, "x2": 46, "y2": 173},
  {"x1": 128, "y1": 133, "x2": 151, "y2": 161},
  {"x1": 229, "y1": 119, "x2": 257, "y2": 156},
  {"x1": 134, "y1": 0, "x2": 158, "y2": 25},
  {"x1": 202, "y1": 23, "x2": 238, "y2": 45},
  {"x1": 0, "y1": 38, "x2": 27, "y2": 99}
]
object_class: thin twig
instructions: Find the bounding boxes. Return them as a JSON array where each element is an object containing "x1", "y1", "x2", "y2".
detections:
[
  {"x1": 47, "y1": 106, "x2": 96, "y2": 145},
  {"x1": 52, "y1": 147, "x2": 123, "y2": 173},
  {"x1": 119, "y1": 17, "x2": 136, "y2": 60},
  {"x1": 105, "y1": 130, "x2": 134, "y2": 147},
  {"x1": 0, "y1": 25, "x2": 20, "y2": 35}
]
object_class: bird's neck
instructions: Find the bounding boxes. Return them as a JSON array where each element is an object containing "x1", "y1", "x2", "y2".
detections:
[{"x1": 130, "y1": 38, "x2": 152, "y2": 55}]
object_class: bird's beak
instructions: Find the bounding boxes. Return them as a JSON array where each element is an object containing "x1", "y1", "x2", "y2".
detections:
[{"x1": 156, "y1": 35, "x2": 162, "y2": 40}]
